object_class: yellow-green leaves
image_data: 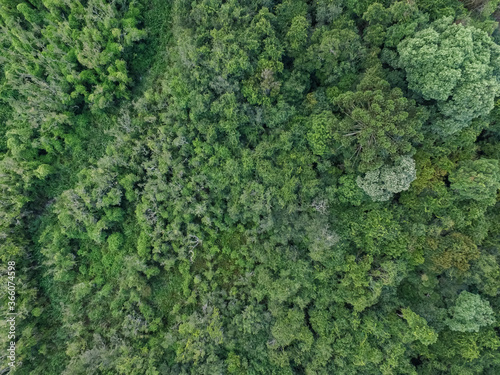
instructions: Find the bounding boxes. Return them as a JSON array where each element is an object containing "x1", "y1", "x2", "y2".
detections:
[{"x1": 401, "y1": 308, "x2": 438, "y2": 346}]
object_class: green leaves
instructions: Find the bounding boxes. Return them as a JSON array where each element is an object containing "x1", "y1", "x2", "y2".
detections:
[
  {"x1": 356, "y1": 156, "x2": 417, "y2": 202},
  {"x1": 332, "y1": 68, "x2": 425, "y2": 173},
  {"x1": 2, "y1": 1, "x2": 500, "y2": 374},
  {"x1": 300, "y1": 26, "x2": 364, "y2": 87},
  {"x1": 398, "y1": 17, "x2": 500, "y2": 134},
  {"x1": 307, "y1": 111, "x2": 336, "y2": 156},
  {"x1": 429, "y1": 232, "x2": 480, "y2": 273},
  {"x1": 449, "y1": 159, "x2": 500, "y2": 205},
  {"x1": 401, "y1": 308, "x2": 438, "y2": 346},
  {"x1": 0, "y1": 0, "x2": 145, "y2": 137},
  {"x1": 446, "y1": 291, "x2": 495, "y2": 332}
]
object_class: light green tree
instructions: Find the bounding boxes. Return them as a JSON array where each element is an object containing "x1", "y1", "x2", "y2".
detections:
[
  {"x1": 401, "y1": 308, "x2": 438, "y2": 346},
  {"x1": 398, "y1": 16, "x2": 500, "y2": 134},
  {"x1": 446, "y1": 291, "x2": 495, "y2": 332},
  {"x1": 356, "y1": 156, "x2": 417, "y2": 202}
]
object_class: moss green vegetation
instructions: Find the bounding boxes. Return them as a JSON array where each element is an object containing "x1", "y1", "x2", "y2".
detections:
[{"x1": 1, "y1": 0, "x2": 500, "y2": 374}]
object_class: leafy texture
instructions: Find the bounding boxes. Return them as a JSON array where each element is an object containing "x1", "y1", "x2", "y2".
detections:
[
  {"x1": 446, "y1": 291, "x2": 495, "y2": 332},
  {"x1": 356, "y1": 155, "x2": 417, "y2": 201},
  {"x1": 398, "y1": 16, "x2": 500, "y2": 134},
  {"x1": 1, "y1": 1, "x2": 500, "y2": 374}
]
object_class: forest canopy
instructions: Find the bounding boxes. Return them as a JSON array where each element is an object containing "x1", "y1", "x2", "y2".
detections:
[{"x1": 1, "y1": 0, "x2": 500, "y2": 374}]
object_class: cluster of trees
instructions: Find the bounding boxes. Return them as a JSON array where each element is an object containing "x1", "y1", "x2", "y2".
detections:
[{"x1": 1, "y1": 0, "x2": 500, "y2": 374}]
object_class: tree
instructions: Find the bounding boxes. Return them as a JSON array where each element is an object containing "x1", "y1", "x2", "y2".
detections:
[
  {"x1": 446, "y1": 291, "x2": 495, "y2": 332},
  {"x1": 449, "y1": 159, "x2": 500, "y2": 205},
  {"x1": 335, "y1": 174, "x2": 365, "y2": 206},
  {"x1": 297, "y1": 23, "x2": 365, "y2": 87},
  {"x1": 307, "y1": 110, "x2": 335, "y2": 156},
  {"x1": 398, "y1": 16, "x2": 500, "y2": 134},
  {"x1": 2, "y1": 1, "x2": 500, "y2": 373},
  {"x1": 333, "y1": 67, "x2": 425, "y2": 172},
  {"x1": 356, "y1": 156, "x2": 417, "y2": 202},
  {"x1": 429, "y1": 232, "x2": 480, "y2": 273},
  {"x1": 401, "y1": 307, "x2": 438, "y2": 346}
]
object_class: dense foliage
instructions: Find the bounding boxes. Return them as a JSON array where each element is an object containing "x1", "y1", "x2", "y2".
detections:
[{"x1": 1, "y1": 0, "x2": 500, "y2": 374}]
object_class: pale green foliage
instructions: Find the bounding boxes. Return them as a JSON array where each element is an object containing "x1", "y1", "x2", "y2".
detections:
[
  {"x1": 356, "y1": 156, "x2": 416, "y2": 201},
  {"x1": 34, "y1": 163, "x2": 53, "y2": 179},
  {"x1": 402, "y1": 308, "x2": 438, "y2": 346},
  {"x1": 446, "y1": 291, "x2": 495, "y2": 332},
  {"x1": 398, "y1": 17, "x2": 500, "y2": 134},
  {"x1": 305, "y1": 216, "x2": 340, "y2": 262}
]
